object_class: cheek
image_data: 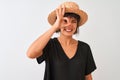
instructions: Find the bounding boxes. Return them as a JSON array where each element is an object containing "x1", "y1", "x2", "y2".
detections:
[{"x1": 74, "y1": 25, "x2": 77, "y2": 30}]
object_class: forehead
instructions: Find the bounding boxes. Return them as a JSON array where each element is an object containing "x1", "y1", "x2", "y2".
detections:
[
  {"x1": 64, "y1": 16, "x2": 77, "y2": 21},
  {"x1": 64, "y1": 13, "x2": 80, "y2": 21}
]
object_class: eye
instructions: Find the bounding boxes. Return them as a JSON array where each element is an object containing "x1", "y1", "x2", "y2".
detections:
[
  {"x1": 63, "y1": 19, "x2": 67, "y2": 23},
  {"x1": 72, "y1": 20, "x2": 77, "y2": 23}
]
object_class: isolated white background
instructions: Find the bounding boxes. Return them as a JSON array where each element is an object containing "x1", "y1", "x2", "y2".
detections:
[{"x1": 0, "y1": 0, "x2": 120, "y2": 80}]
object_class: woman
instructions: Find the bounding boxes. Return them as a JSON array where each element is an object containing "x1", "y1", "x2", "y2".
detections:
[{"x1": 27, "y1": 2, "x2": 96, "y2": 80}]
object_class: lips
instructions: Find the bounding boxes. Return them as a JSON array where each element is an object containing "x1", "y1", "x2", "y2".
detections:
[{"x1": 64, "y1": 28, "x2": 73, "y2": 32}]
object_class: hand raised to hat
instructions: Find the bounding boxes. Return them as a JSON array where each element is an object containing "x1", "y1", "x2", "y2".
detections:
[{"x1": 52, "y1": 4, "x2": 65, "y2": 31}]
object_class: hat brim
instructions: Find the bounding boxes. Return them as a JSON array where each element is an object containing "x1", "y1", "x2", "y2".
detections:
[{"x1": 48, "y1": 8, "x2": 88, "y2": 27}]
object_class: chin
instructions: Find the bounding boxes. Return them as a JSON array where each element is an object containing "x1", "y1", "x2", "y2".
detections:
[{"x1": 64, "y1": 33, "x2": 74, "y2": 37}]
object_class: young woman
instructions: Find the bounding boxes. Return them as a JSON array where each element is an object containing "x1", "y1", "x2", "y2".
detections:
[{"x1": 27, "y1": 2, "x2": 96, "y2": 80}]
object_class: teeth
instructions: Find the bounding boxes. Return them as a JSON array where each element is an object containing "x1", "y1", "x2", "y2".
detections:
[
  {"x1": 65, "y1": 29, "x2": 72, "y2": 32},
  {"x1": 66, "y1": 29, "x2": 71, "y2": 31}
]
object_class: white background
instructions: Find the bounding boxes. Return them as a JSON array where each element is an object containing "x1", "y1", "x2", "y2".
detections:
[{"x1": 0, "y1": 0, "x2": 120, "y2": 80}]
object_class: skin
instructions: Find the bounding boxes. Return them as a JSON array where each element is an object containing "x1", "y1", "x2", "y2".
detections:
[{"x1": 27, "y1": 4, "x2": 93, "y2": 80}]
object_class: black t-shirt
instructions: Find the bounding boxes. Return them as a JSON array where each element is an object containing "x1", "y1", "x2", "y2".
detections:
[{"x1": 37, "y1": 38, "x2": 96, "y2": 80}]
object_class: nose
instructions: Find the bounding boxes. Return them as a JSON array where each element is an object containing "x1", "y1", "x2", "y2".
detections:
[{"x1": 67, "y1": 21, "x2": 72, "y2": 25}]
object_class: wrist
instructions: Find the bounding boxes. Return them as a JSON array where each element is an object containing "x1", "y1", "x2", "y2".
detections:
[
  {"x1": 49, "y1": 26, "x2": 58, "y2": 33},
  {"x1": 51, "y1": 25, "x2": 60, "y2": 32}
]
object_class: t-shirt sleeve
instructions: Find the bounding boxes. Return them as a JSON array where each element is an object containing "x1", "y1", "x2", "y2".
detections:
[
  {"x1": 85, "y1": 44, "x2": 97, "y2": 75},
  {"x1": 36, "y1": 39, "x2": 52, "y2": 64}
]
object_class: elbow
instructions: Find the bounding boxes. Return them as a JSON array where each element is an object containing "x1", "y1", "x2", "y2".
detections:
[
  {"x1": 26, "y1": 53, "x2": 34, "y2": 59},
  {"x1": 26, "y1": 50, "x2": 36, "y2": 59},
  {"x1": 26, "y1": 49, "x2": 42, "y2": 59}
]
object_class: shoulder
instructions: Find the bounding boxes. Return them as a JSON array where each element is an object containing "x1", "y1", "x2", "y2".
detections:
[
  {"x1": 78, "y1": 40, "x2": 92, "y2": 51},
  {"x1": 78, "y1": 40, "x2": 90, "y2": 47},
  {"x1": 47, "y1": 38, "x2": 57, "y2": 43},
  {"x1": 49, "y1": 37, "x2": 57, "y2": 42},
  {"x1": 47, "y1": 37, "x2": 58, "y2": 46}
]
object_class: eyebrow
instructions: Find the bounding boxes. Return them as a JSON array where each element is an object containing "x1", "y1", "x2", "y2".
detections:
[{"x1": 70, "y1": 17, "x2": 77, "y2": 21}]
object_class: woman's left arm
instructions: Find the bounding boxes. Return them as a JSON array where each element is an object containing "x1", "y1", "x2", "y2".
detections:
[{"x1": 85, "y1": 74, "x2": 92, "y2": 80}]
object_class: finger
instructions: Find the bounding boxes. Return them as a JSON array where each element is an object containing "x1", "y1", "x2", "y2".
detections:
[
  {"x1": 55, "y1": 8, "x2": 59, "y2": 18},
  {"x1": 61, "y1": 18, "x2": 68, "y2": 28},
  {"x1": 63, "y1": 17, "x2": 69, "y2": 23},
  {"x1": 61, "y1": 4, "x2": 65, "y2": 16},
  {"x1": 56, "y1": 6, "x2": 62, "y2": 16},
  {"x1": 57, "y1": 5, "x2": 62, "y2": 16}
]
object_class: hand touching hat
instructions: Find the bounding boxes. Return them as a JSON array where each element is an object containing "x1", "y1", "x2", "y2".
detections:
[{"x1": 48, "y1": 1, "x2": 88, "y2": 27}]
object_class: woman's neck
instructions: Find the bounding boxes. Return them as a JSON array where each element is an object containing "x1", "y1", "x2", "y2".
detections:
[{"x1": 58, "y1": 35, "x2": 77, "y2": 46}]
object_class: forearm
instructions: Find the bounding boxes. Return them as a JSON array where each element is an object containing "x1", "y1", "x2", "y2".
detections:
[
  {"x1": 27, "y1": 26, "x2": 57, "y2": 58},
  {"x1": 85, "y1": 74, "x2": 92, "y2": 80},
  {"x1": 27, "y1": 5, "x2": 65, "y2": 59}
]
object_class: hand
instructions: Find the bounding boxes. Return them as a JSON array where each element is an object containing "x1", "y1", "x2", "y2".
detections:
[
  {"x1": 62, "y1": 17, "x2": 70, "y2": 28},
  {"x1": 52, "y1": 4, "x2": 65, "y2": 31}
]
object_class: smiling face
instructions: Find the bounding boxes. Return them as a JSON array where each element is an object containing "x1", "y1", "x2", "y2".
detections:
[
  {"x1": 60, "y1": 17, "x2": 77, "y2": 36},
  {"x1": 59, "y1": 13, "x2": 80, "y2": 37}
]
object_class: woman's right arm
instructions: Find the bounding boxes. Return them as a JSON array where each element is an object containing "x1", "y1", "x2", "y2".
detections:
[
  {"x1": 26, "y1": 26, "x2": 58, "y2": 59},
  {"x1": 26, "y1": 5, "x2": 65, "y2": 59}
]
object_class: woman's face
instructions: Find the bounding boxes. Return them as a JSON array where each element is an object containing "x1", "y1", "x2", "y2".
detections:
[{"x1": 60, "y1": 16, "x2": 78, "y2": 36}]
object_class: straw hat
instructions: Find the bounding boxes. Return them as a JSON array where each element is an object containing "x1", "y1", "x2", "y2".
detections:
[{"x1": 48, "y1": 1, "x2": 88, "y2": 27}]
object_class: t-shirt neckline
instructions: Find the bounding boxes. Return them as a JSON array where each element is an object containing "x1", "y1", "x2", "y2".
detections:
[{"x1": 54, "y1": 38, "x2": 79, "y2": 60}]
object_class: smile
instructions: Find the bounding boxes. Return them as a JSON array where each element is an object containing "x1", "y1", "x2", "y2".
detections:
[{"x1": 64, "y1": 28, "x2": 73, "y2": 32}]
